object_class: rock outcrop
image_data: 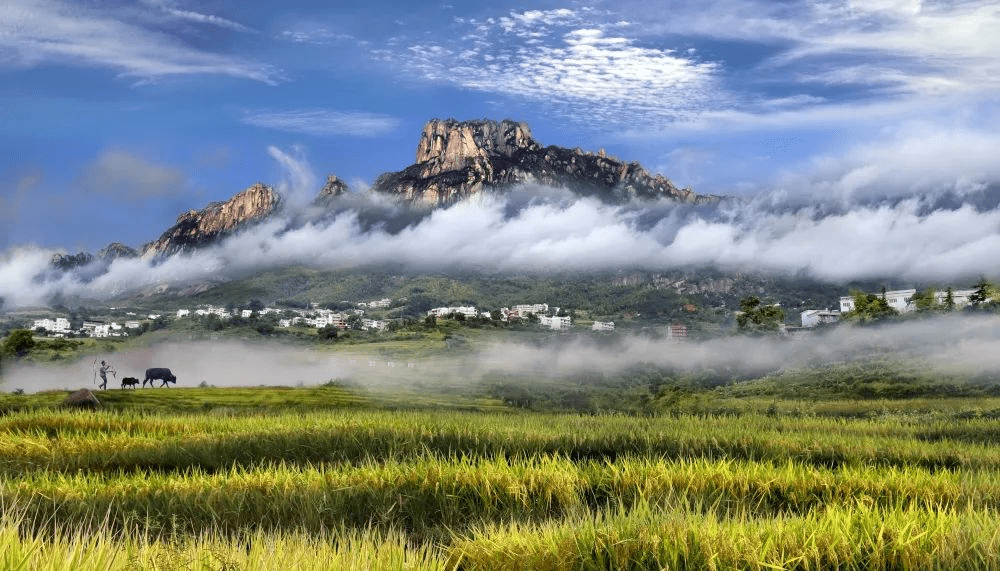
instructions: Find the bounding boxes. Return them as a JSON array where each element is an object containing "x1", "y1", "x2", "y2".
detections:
[
  {"x1": 97, "y1": 242, "x2": 138, "y2": 261},
  {"x1": 316, "y1": 174, "x2": 349, "y2": 201},
  {"x1": 372, "y1": 118, "x2": 715, "y2": 205},
  {"x1": 140, "y1": 183, "x2": 281, "y2": 258},
  {"x1": 50, "y1": 252, "x2": 95, "y2": 271},
  {"x1": 50, "y1": 243, "x2": 137, "y2": 271}
]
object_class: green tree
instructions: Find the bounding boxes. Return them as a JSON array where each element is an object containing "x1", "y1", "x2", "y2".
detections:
[
  {"x1": 3, "y1": 329, "x2": 36, "y2": 358},
  {"x1": 945, "y1": 287, "x2": 955, "y2": 311},
  {"x1": 911, "y1": 286, "x2": 939, "y2": 311},
  {"x1": 316, "y1": 324, "x2": 339, "y2": 340},
  {"x1": 970, "y1": 277, "x2": 995, "y2": 309},
  {"x1": 844, "y1": 290, "x2": 897, "y2": 323},
  {"x1": 736, "y1": 296, "x2": 785, "y2": 334}
]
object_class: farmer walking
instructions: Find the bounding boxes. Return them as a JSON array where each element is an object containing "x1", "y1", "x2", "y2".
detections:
[{"x1": 97, "y1": 360, "x2": 116, "y2": 390}]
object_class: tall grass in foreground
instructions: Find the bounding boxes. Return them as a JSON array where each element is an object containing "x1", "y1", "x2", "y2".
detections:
[
  {"x1": 7, "y1": 503, "x2": 1000, "y2": 571},
  {"x1": 0, "y1": 513, "x2": 444, "y2": 571},
  {"x1": 7, "y1": 456, "x2": 1000, "y2": 539},
  {"x1": 450, "y1": 502, "x2": 1000, "y2": 570},
  {"x1": 5, "y1": 409, "x2": 1000, "y2": 476},
  {"x1": 9, "y1": 404, "x2": 1000, "y2": 569}
]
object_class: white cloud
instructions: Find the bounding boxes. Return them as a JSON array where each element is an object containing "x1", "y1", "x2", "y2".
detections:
[
  {"x1": 139, "y1": 0, "x2": 258, "y2": 34},
  {"x1": 277, "y1": 22, "x2": 354, "y2": 45},
  {"x1": 772, "y1": 121, "x2": 1000, "y2": 201},
  {"x1": 76, "y1": 149, "x2": 187, "y2": 202},
  {"x1": 0, "y1": 0, "x2": 281, "y2": 83},
  {"x1": 160, "y1": 8, "x2": 257, "y2": 34},
  {"x1": 242, "y1": 109, "x2": 400, "y2": 137},
  {"x1": 627, "y1": 0, "x2": 1000, "y2": 98},
  {"x1": 387, "y1": 15, "x2": 724, "y2": 125},
  {"x1": 266, "y1": 145, "x2": 316, "y2": 209},
  {"x1": 9, "y1": 183, "x2": 1000, "y2": 309}
]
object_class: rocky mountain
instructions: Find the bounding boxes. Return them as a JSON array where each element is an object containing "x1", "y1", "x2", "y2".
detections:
[
  {"x1": 50, "y1": 242, "x2": 138, "y2": 271},
  {"x1": 372, "y1": 118, "x2": 715, "y2": 205},
  {"x1": 316, "y1": 174, "x2": 349, "y2": 201},
  {"x1": 48, "y1": 118, "x2": 715, "y2": 272},
  {"x1": 139, "y1": 182, "x2": 281, "y2": 259},
  {"x1": 97, "y1": 242, "x2": 138, "y2": 261},
  {"x1": 50, "y1": 251, "x2": 96, "y2": 271}
]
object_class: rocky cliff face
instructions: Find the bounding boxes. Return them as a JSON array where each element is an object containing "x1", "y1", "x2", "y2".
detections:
[
  {"x1": 140, "y1": 183, "x2": 281, "y2": 259},
  {"x1": 372, "y1": 118, "x2": 715, "y2": 205},
  {"x1": 316, "y1": 174, "x2": 349, "y2": 201},
  {"x1": 97, "y1": 242, "x2": 138, "y2": 261},
  {"x1": 50, "y1": 251, "x2": 95, "y2": 271},
  {"x1": 50, "y1": 242, "x2": 138, "y2": 271}
]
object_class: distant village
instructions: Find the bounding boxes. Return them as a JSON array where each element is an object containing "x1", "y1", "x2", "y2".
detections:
[
  {"x1": 25, "y1": 299, "x2": 619, "y2": 338},
  {"x1": 22, "y1": 286, "x2": 978, "y2": 342},
  {"x1": 798, "y1": 288, "x2": 978, "y2": 329}
]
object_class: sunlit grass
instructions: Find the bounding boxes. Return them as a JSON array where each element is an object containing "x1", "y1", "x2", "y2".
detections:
[{"x1": 6, "y1": 391, "x2": 1000, "y2": 569}]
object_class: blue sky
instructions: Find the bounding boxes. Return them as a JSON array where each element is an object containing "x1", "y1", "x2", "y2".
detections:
[{"x1": 2, "y1": 0, "x2": 1000, "y2": 254}]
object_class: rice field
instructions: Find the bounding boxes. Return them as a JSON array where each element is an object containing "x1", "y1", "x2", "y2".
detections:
[{"x1": 5, "y1": 391, "x2": 1000, "y2": 569}]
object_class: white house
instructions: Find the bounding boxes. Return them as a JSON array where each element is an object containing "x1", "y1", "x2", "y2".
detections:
[
  {"x1": 35, "y1": 318, "x2": 72, "y2": 334},
  {"x1": 933, "y1": 289, "x2": 977, "y2": 308},
  {"x1": 361, "y1": 318, "x2": 387, "y2": 331},
  {"x1": 176, "y1": 309, "x2": 190, "y2": 318},
  {"x1": 124, "y1": 321, "x2": 142, "y2": 329},
  {"x1": 91, "y1": 324, "x2": 111, "y2": 338},
  {"x1": 840, "y1": 289, "x2": 916, "y2": 313},
  {"x1": 512, "y1": 304, "x2": 548, "y2": 317},
  {"x1": 428, "y1": 306, "x2": 478, "y2": 319},
  {"x1": 801, "y1": 309, "x2": 840, "y2": 328},
  {"x1": 592, "y1": 321, "x2": 615, "y2": 331},
  {"x1": 540, "y1": 315, "x2": 572, "y2": 330},
  {"x1": 312, "y1": 313, "x2": 347, "y2": 329}
]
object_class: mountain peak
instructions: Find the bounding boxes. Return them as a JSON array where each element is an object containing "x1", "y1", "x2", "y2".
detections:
[
  {"x1": 373, "y1": 117, "x2": 715, "y2": 205},
  {"x1": 140, "y1": 182, "x2": 281, "y2": 259},
  {"x1": 414, "y1": 118, "x2": 538, "y2": 175}
]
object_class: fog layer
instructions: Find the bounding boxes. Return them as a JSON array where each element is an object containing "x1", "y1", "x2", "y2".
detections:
[{"x1": 5, "y1": 314, "x2": 1000, "y2": 394}]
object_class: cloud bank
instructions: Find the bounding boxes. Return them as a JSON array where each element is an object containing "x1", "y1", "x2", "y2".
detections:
[
  {"x1": 6, "y1": 313, "x2": 1000, "y2": 394},
  {"x1": 3, "y1": 182, "x2": 1000, "y2": 309}
]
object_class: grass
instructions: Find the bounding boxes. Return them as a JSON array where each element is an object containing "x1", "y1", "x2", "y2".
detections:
[{"x1": 5, "y1": 379, "x2": 1000, "y2": 569}]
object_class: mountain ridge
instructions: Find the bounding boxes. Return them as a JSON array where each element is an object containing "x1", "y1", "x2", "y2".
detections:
[
  {"x1": 51, "y1": 118, "x2": 716, "y2": 268},
  {"x1": 373, "y1": 118, "x2": 714, "y2": 205}
]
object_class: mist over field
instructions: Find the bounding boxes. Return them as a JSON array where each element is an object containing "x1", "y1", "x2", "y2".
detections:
[{"x1": 5, "y1": 313, "x2": 1000, "y2": 394}]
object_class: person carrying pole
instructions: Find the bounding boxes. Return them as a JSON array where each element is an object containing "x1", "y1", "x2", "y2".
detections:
[{"x1": 97, "y1": 360, "x2": 116, "y2": 390}]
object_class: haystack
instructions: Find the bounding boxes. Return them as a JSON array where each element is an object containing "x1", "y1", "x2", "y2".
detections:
[{"x1": 63, "y1": 388, "x2": 101, "y2": 409}]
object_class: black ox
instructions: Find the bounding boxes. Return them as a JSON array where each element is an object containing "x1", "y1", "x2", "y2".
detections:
[
  {"x1": 143, "y1": 368, "x2": 177, "y2": 388},
  {"x1": 120, "y1": 377, "x2": 139, "y2": 389}
]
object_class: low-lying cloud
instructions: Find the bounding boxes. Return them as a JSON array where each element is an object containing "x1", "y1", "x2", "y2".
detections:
[
  {"x1": 6, "y1": 313, "x2": 1000, "y2": 395},
  {"x1": 4, "y1": 180, "x2": 1000, "y2": 308}
]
